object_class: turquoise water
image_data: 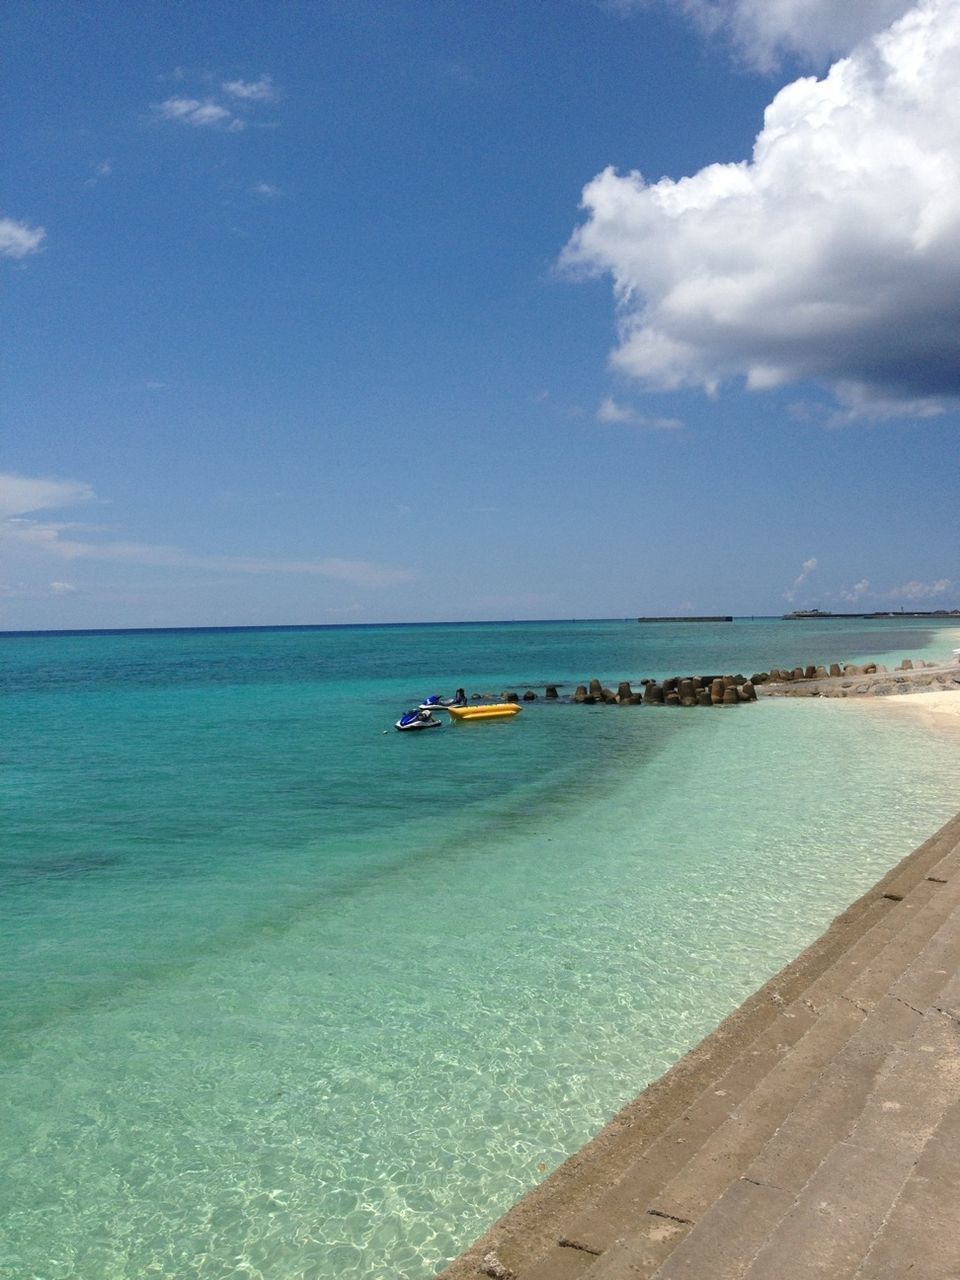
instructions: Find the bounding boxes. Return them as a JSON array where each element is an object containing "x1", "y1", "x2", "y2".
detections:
[{"x1": 3, "y1": 617, "x2": 960, "y2": 1280}]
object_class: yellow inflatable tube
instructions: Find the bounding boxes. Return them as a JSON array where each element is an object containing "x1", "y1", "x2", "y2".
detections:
[{"x1": 444, "y1": 703, "x2": 522, "y2": 721}]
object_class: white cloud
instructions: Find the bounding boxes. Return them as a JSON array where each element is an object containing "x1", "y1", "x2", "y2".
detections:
[
  {"x1": 0, "y1": 473, "x2": 95, "y2": 519},
  {"x1": 49, "y1": 581, "x2": 78, "y2": 594},
  {"x1": 152, "y1": 74, "x2": 278, "y2": 134},
  {"x1": 835, "y1": 575, "x2": 953, "y2": 603},
  {"x1": 886, "y1": 577, "x2": 951, "y2": 600},
  {"x1": 841, "y1": 577, "x2": 871, "y2": 602},
  {"x1": 784, "y1": 556, "x2": 817, "y2": 601},
  {"x1": 0, "y1": 472, "x2": 414, "y2": 589},
  {"x1": 252, "y1": 182, "x2": 282, "y2": 198},
  {"x1": 0, "y1": 217, "x2": 46, "y2": 259},
  {"x1": 154, "y1": 96, "x2": 239, "y2": 129},
  {"x1": 597, "y1": 396, "x2": 683, "y2": 428},
  {"x1": 223, "y1": 75, "x2": 276, "y2": 101},
  {"x1": 597, "y1": 396, "x2": 636, "y2": 423},
  {"x1": 658, "y1": 0, "x2": 916, "y2": 70},
  {"x1": 85, "y1": 160, "x2": 113, "y2": 187},
  {"x1": 564, "y1": 0, "x2": 960, "y2": 418}
]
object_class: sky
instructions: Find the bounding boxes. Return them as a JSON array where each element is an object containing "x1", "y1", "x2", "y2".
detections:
[{"x1": 2, "y1": 0, "x2": 958, "y2": 629}]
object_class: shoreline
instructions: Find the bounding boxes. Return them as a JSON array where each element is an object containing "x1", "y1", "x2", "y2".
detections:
[
  {"x1": 852, "y1": 687, "x2": 960, "y2": 735},
  {"x1": 439, "y1": 690, "x2": 960, "y2": 1280},
  {"x1": 757, "y1": 654, "x2": 960, "y2": 702},
  {"x1": 772, "y1": 662, "x2": 960, "y2": 736}
]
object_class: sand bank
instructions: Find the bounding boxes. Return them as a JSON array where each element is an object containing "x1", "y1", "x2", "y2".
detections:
[{"x1": 853, "y1": 686, "x2": 960, "y2": 735}]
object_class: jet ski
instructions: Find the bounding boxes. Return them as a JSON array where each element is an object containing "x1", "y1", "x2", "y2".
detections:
[
  {"x1": 418, "y1": 690, "x2": 468, "y2": 711},
  {"x1": 395, "y1": 708, "x2": 443, "y2": 731}
]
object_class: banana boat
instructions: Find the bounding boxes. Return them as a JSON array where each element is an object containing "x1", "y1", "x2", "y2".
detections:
[{"x1": 444, "y1": 703, "x2": 522, "y2": 722}]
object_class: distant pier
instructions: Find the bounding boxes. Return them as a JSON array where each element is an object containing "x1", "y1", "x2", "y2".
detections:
[{"x1": 637, "y1": 615, "x2": 732, "y2": 623}]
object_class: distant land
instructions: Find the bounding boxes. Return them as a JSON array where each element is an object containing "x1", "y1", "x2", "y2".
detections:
[
  {"x1": 637, "y1": 616, "x2": 733, "y2": 623},
  {"x1": 782, "y1": 609, "x2": 960, "y2": 620}
]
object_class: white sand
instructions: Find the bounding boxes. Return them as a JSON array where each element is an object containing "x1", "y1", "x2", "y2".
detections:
[{"x1": 858, "y1": 688, "x2": 960, "y2": 736}]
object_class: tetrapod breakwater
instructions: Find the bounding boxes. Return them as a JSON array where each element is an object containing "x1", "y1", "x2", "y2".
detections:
[{"x1": 476, "y1": 655, "x2": 959, "y2": 710}]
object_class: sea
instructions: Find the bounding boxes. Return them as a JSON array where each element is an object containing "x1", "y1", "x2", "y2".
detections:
[{"x1": 3, "y1": 616, "x2": 960, "y2": 1280}]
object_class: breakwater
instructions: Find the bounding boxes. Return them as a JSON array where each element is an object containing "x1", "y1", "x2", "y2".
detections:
[
  {"x1": 567, "y1": 675, "x2": 757, "y2": 706},
  {"x1": 469, "y1": 676, "x2": 757, "y2": 707},
  {"x1": 476, "y1": 656, "x2": 958, "y2": 711},
  {"x1": 758, "y1": 657, "x2": 960, "y2": 698}
]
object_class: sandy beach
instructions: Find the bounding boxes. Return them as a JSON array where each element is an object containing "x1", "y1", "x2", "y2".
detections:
[
  {"x1": 754, "y1": 649, "x2": 960, "y2": 713},
  {"x1": 851, "y1": 686, "x2": 960, "y2": 739}
]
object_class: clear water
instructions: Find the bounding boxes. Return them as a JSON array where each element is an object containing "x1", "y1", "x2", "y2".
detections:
[{"x1": 2, "y1": 618, "x2": 959, "y2": 1280}]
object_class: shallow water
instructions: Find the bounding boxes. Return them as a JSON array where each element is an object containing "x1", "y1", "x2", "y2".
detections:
[{"x1": 2, "y1": 618, "x2": 959, "y2": 1279}]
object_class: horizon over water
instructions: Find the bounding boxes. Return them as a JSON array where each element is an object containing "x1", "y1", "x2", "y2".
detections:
[
  {"x1": 4, "y1": 607, "x2": 959, "y2": 639},
  {"x1": 3, "y1": 618, "x2": 960, "y2": 1279}
]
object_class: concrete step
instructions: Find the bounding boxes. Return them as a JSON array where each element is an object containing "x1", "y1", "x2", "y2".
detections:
[
  {"x1": 583, "y1": 992, "x2": 916, "y2": 1278},
  {"x1": 739, "y1": 990, "x2": 960, "y2": 1279},
  {"x1": 644, "y1": 923, "x2": 960, "y2": 1280},
  {"x1": 520, "y1": 837, "x2": 960, "y2": 1279},
  {"x1": 642, "y1": 996, "x2": 920, "y2": 1280},
  {"x1": 798, "y1": 824, "x2": 960, "y2": 1011},
  {"x1": 521, "y1": 1002, "x2": 830, "y2": 1277},
  {"x1": 880, "y1": 822, "x2": 960, "y2": 897},
  {"x1": 520, "y1": 995, "x2": 831, "y2": 1279},
  {"x1": 504, "y1": 829, "x2": 960, "y2": 1280},
  {"x1": 743, "y1": 887, "x2": 960, "y2": 1197},
  {"x1": 853, "y1": 1093, "x2": 960, "y2": 1279}
]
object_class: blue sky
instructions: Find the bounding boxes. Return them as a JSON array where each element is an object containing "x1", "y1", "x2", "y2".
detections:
[{"x1": 3, "y1": 0, "x2": 958, "y2": 628}]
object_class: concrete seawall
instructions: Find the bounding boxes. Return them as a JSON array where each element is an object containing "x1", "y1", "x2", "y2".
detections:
[{"x1": 441, "y1": 809, "x2": 960, "y2": 1280}]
